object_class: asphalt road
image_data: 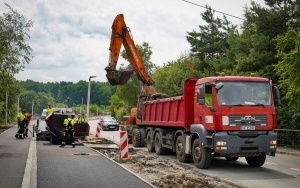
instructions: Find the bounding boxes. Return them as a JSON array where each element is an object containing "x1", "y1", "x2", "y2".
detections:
[
  {"x1": 1, "y1": 118, "x2": 299, "y2": 188},
  {"x1": 36, "y1": 120, "x2": 153, "y2": 188},
  {"x1": 0, "y1": 120, "x2": 154, "y2": 188},
  {"x1": 88, "y1": 118, "x2": 300, "y2": 188},
  {"x1": 0, "y1": 125, "x2": 31, "y2": 188},
  {"x1": 37, "y1": 141, "x2": 152, "y2": 188}
]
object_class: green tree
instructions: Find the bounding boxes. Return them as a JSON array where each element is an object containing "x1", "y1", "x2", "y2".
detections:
[
  {"x1": 152, "y1": 59, "x2": 188, "y2": 96},
  {"x1": 186, "y1": 6, "x2": 237, "y2": 75},
  {"x1": 0, "y1": 3, "x2": 33, "y2": 79},
  {"x1": 234, "y1": 0, "x2": 300, "y2": 79},
  {"x1": 275, "y1": 28, "x2": 300, "y2": 106},
  {"x1": 0, "y1": 3, "x2": 33, "y2": 125}
]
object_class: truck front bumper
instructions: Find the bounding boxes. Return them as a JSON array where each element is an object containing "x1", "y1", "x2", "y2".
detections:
[{"x1": 212, "y1": 131, "x2": 277, "y2": 156}]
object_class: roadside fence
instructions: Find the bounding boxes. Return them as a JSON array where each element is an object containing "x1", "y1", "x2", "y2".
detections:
[{"x1": 276, "y1": 129, "x2": 300, "y2": 149}]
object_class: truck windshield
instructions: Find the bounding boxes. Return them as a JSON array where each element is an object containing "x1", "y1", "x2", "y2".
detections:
[{"x1": 216, "y1": 81, "x2": 272, "y2": 106}]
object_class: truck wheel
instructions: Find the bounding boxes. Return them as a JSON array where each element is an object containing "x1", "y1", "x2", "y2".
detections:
[
  {"x1": 192, "y1": 138, "x2": 211, "y2": 169},
  {"x1": 140, "y1": 129, "x2": 146, "y2": 147},
  {"x1": 132, "y1": 128, "x2": 141, "y2": 147},
  {"x1": 146, "y1": 131, "x2": 155, "y2": 152},
  {"x1": 154, "y1": 132, "x2": 166, "y2": 155},
  {"x1": 176, "y1": 135, "x2": 191, "y2": 163},
  {"x1": 225, "y1": 157, "x2": 239, "y2": 161},
  {"x1": 245, "y1": 153, "x2": 266, "y2": 167}
]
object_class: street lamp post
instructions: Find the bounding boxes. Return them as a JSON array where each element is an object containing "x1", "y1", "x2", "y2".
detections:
[
  {"x1": 80, "y1": 97, "x2": 83, "y2": 114},
  {"x1": 31, "y1": 100, "x2": 34, "y2": 120},
  {"x1": 5, "y1": 91, "x2": 8, "y2": 128},
  {"x1": 87, "y1": 76, "x2": 96, "y2": 123}
]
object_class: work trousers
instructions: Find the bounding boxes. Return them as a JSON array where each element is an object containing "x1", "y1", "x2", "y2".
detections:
[
  {"x1": 61, "y1": 129, "x2": 75, "y2": 146},
  {"x1": 16, "y1": 121, "x2": 25, "y2": 139}
]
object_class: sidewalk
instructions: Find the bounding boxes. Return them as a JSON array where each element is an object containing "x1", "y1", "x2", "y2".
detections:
[{"x1": 276, "y1": 147, "x2": 300, "y2": 157}]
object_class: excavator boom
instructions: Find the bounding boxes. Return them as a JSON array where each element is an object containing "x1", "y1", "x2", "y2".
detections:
[{"x1": 105, "y1": 14, "x2": 153, "y2": 86}]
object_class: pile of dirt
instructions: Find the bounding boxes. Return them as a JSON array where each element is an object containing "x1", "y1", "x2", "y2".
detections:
[{"x1": 95, "y1": 147, "x2": 243, "y2": 188}]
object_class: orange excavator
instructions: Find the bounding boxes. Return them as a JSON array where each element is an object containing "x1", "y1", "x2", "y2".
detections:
[
  {"x1": 105, "y1": 14, "x2": 153, "y2": 87},
  {"x1": 105, "y1": 14, "x2": 163, "y2": 124}
]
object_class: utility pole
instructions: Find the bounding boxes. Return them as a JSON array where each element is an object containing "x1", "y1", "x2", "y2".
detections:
[
  {"x1": 32, "y1": 100, "x2": 34, "y2": 120},
  {"x1": 5, "y1": 91, "x2": 8, "y2": 128},
  {"x1": 80, "y1": 97, "x2": 83, "y2": 114},
  {"x1": 87, "y1": 76, "x2": 96, "y2": 123}
]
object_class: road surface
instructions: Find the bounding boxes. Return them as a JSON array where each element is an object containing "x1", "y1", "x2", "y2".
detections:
[{"x1": 88, "y1": 118, "x2": 300, "y2": 188}]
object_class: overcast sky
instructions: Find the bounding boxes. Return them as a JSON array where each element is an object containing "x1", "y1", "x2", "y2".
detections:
[{"x1": 1, "y1": 0, "x2": 266, "y2": 83}]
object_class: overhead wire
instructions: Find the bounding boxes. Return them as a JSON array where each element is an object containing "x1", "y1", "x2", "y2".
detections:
[{"x1": 181, "y1": 0, "x2": 246, "y2": 21}]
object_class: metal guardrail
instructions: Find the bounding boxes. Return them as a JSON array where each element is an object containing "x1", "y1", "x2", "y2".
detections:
[{"x1": 276, "y1": 129, "x2": 300, "y2": 149}]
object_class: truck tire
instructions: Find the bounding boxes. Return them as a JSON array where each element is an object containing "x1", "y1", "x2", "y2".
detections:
[
  {"x1": 176, "y1": 135, "x2": 191, "y2": 163},
  {"x1": 245, "y1": 153, "x2": 266, "y2": 167},
  {"x1": 192, "y1": 138, "x2": 211, "y2": 169},
  {"x1": 146, "y1": 131, "x2": 155, "y2": 152},
  {"x1": 140, "y1": 129, "x2": 146, "y2": 147},
  {"x1": 132, "y1": 128, "x2": 141, "y2": 147},
  {"x1": 154, "y1": 132, "x2": 166, "y2": 155},
  {"x1": 225, "y1": 157, "x2": 239, "y2": 161}
]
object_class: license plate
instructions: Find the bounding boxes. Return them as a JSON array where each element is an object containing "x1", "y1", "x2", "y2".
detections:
[
  {"x1": 241, "y1": 126, "x2": 255, "y2": 130},
  {"x1": 109, "y1": 126, "x2": 115, "y2": 128}
]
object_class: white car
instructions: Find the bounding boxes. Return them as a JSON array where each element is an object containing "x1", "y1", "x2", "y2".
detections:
[{"x1": 40, "y1": 109, "x2": 47, "y2": 120}]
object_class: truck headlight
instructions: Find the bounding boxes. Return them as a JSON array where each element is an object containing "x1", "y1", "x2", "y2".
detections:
[
  {"x1": 270, "y1": 140, "x2": 277, "y2": 145},
  {"x1": 222, "y1": 116, "x2": 229, "y2": 125},
  {"x1": 270, "y1": 140, "x2": 277, "y2": 149},
  {"x1": 215, "y1": 141, "x2": 227, "y2": 150},
  {"x1": 216, "y1": 141, "x2": 227, "y2": 146}
]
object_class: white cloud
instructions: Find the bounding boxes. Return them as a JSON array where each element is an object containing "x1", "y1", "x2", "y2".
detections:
[{"x1": 0, "y1": 0, "x2": 266, "y2": 83}]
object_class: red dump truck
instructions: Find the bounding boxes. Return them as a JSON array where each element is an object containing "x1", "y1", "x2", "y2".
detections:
[
  {"x1": 134, "y1": 77, "x2": 281, "y2": 169},
  {"x1": 105, "y1": 14, "x2": 280, "y2": 169}
]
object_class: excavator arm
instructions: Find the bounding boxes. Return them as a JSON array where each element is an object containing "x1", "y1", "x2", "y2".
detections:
[{"x1": 105, "y1": 14, "x2": 153, "y2": 86}]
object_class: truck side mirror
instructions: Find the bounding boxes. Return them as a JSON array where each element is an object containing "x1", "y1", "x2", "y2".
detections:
[
  {"x1": 214, "y1": 82, "x2": 224, "y2": 90},
  {"x1": 273, "y1": 86, "x2": 281, "y2": 106},
  {"x1": 197, "y1": 87, "x2": 205, "y2": 105}
]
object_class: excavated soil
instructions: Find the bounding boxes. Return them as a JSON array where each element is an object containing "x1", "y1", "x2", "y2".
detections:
[{"x1": 94, "y1": 145, "x2": 244, "y2": 188}]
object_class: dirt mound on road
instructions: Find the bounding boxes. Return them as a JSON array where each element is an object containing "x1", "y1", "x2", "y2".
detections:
[{"x1": 96, "y1": 147, "x2": 243, "y2": 188}]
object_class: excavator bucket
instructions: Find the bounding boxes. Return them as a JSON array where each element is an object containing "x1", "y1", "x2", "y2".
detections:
[{"x1": 106, "y1": 69, "x2": 134, "y2": 85}]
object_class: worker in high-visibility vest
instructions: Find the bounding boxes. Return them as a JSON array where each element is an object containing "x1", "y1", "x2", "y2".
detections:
[
  {"x1": 46, "y1": 103, "x2": 54, "y2": 116},
  {"x1": 79, "y1": 113, "x2": 89, "y2": 136},
  {"x1": 24, "y1": 113, "x2": 32, "y2": 137},
  {"x1": 60, "y1": 115, "x2": 75, "y2": 148},
  {"x1": 15, "y1": 110, "x2": 26, "y2": 139},
  {"x1": 205, "y1": 93, "x2": 212, "y2": 106},
  {"x1": 79, "y1": 113, "x2": 87, "y2": 123}
]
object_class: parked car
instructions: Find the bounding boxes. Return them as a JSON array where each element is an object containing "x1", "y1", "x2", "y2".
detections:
[
  {"x1": 99, "y1": 116, "x2": 119, "y2": 131},
  {"x1": 40, "y1": 109, "x2": 47, "y2": 120}
]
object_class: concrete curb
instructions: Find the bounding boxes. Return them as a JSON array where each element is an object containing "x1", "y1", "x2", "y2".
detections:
[
  {"x1": 276, "y1": 147, "x2": 300, "y2": 157},
  {"x1": 22, "y1": 137, "x2": 37, "y2": 188}
]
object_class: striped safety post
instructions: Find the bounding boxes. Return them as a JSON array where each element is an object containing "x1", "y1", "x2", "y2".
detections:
[
  {"x1": 120, "y1": 131, "x2": 128, "y2": 159},
  {"x1": 96, "y1": 123, "x2": 101, "y2": 137}
]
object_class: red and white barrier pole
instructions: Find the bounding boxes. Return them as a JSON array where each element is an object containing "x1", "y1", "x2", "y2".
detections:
[
  {"x1": 96, "y1": 123, "x2": 101, "y2": 137},
  {"x1": 120, "y1": 131, "x2": 128, "y2": 159}
]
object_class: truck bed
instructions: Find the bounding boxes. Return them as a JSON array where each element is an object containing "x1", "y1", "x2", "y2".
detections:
[
  {"x1": 142, "y1": 96, "x2": 185, "y2": 128},
  {"x1": 141, "y1": 79, "x2": 197, "y2": 129}
]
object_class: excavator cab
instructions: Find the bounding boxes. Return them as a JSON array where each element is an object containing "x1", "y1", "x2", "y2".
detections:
[{"x1": 105, "y1": 67, "x2": 134, "y2": 85}]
